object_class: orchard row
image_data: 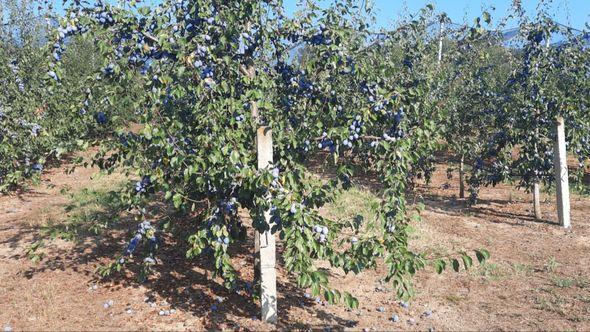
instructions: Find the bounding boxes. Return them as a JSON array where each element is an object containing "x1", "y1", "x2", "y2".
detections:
[{"x1": 2, "y1": 0, "x2": 588, "y2": 311}]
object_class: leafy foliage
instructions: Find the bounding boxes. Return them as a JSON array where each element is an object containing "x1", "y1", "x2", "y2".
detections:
[
  {"x1": 0, "y1": 0, "x2": 135, "y2": 191},
  {"x1": 41, "y1": 0, "x2": 488, "y2": 307},
  {"x1": 19, "y1": 0, "x2": 590, "y2": 311}
]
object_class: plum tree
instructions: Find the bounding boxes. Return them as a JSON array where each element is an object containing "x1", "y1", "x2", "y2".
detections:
[{"x1": 45, "y1": 0, "x2": 488, "y2": 312}]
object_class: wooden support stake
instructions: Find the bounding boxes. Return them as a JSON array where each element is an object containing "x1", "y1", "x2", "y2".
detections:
[
  {"x1": 256, "y1": 126, "x2": 277, "y2": 323},
  {"x1": 437, "y1": 20, "x2": 444, "y2": 65},
  {"x1": 533, "y1": 182, "x2": 541, "y2": 220},
  {"x1": 554, "y1": 117, "x2": 571, "y2": 228},
  {"x1": 459, "y1": 156, "x2": 465, "y2": 199}
]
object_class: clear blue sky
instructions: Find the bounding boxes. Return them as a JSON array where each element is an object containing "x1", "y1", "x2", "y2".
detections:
[
  {"x1": 284, "y1": 0, "x2": 590, "y2": 30},
  {"x1": 53, "y1": 0, "x2": 590, "y2": 30}
]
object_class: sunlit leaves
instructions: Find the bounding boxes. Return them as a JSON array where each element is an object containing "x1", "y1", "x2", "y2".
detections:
[{"x1": 31, "y1": 0, "x2": 499, "y2": 308}]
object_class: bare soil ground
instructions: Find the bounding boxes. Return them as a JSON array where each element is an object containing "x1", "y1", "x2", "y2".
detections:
[{"x1": 1, "y1": 156, "x2": 589, "y2": 331}]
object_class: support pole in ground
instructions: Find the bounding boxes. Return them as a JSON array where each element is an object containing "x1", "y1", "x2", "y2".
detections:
[
  {"x1": 437, "y1": 20, "x2": 444, "y2": 65},
  {"x1": 533, "y1": 182, "x2": 542, "y2": 219},
  {"x1": 533, "y1": 112, "x2": 542, "y2": 220},
  {"x1": 256, "y1": 126, "x2": 277, "y2": 323},
  {"x1": 554, "y1": 116, "x2": 571, "y2": 228},
  {"x1": 459, "y1": 155, "x2": 465, "y2": 199}
]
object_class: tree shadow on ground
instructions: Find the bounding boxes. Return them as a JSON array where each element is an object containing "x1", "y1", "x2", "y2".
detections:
[
  {"x1": 411, "y1": 190, "x2": 556, "y2": 226},
  {"x1": 3, "y1": 183, "x2": 355, "y2": 329},
  {"x1": 469, "y1": 206, "x2": 557, "y2": 226}
]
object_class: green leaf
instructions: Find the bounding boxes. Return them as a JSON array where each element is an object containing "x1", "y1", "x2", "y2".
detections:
[
  {"x1": 344, "y1": 292, "x2": 359, "y2": 309},
  {"x1": 483, "y1": 11, "x2": 491, "y2": 24},
  {"x1": 311, "y1": 282, "x2": 320, "y2": 297},
  {"x1": 461, "y1": 253, "x2": 473, "y2": 270},
  {"x1": 324, "y1": 289, "x2": 334, "y2": 304},
  {"x1": 475, "y1": 249, "x2": 490, "y2": 263},
  {"x1": 173, "y1": 193, "x2": 183, "y2": 209},
  {"x1": 434, "y1": 259, "x2": 446, "y2": 274}
]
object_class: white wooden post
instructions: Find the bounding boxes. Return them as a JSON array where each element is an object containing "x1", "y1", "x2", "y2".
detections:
[
  {"x1": 256, "y1": 126, "x2": 278, "y2": 323},
  {"x1": 533, "y1": 182, "x2": 542, "y2": 220},
  {"x1": 533, "y1": 115, "x2": 542, "y2": 219},
  {"x1": 437, "y1": 20, "x2": 444, "y2": 65},
  {"x1": 459, "y1": 155, "x2": 465, "y2": 199},
  {"x1": 554, "y1": 116, "x2": 571, "y2": 228}
]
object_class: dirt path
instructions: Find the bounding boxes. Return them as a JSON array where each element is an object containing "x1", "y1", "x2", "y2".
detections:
[{"x1": 1, "y1": 158, "x2": 589, "y2": 331}]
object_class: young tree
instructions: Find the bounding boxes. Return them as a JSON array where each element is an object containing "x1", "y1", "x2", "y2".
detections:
[{"x1": 440, "y1": 12, "x2": 515, "y2": 200}]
